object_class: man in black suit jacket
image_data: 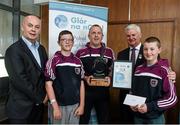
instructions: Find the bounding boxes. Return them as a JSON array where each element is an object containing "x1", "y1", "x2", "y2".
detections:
[
  {"x1": 117, "y1": 24, "x2": 145, "y2": 124},
  {"x1": 117, "y1": 24, "x2": 176, "y2": 124},
  {"x1": 5, "y1": 15, "x2": 48, "y2": 124}
]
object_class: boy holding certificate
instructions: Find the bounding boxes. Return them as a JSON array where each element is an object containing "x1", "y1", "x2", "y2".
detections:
[{"x1": 130, "y1": 36, "x2": 178, "y2": 124}]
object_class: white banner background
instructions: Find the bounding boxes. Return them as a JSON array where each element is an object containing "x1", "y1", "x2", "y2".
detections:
[{"x1": 48, "y1": 1, "x2": 108, "y2": 57}]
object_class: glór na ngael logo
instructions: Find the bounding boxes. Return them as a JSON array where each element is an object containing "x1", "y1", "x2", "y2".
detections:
[{"x1": 54, "y1": 15, "x2": 68, "y2": 29}]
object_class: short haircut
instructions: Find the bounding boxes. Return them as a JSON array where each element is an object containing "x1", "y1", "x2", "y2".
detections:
[
  {"x1": 125, "y1": 24, "x2": 141, "y2": 33},
  {"x1": 58, "y1": 30, "x2": 74, "y2": 43},
  {"x1": 144, "y1": 36, "x2": 161, "y2": 48},
  {"x1": 89, "y1": 24, "x2": 103, "y2": 35}
]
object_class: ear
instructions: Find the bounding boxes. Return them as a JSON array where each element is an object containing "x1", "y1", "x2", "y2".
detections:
[
  {"x1": 21, "y1": 25, "x2": 24, "y2": 32},
  {"x1": 57, "y1": 39, "x2": 62, "y2": 46},
  {"x1": 72, "y1": 41, "x2": 74, "y2": 45},
  {"x1": 139, "y1": 32, "x2": 142, "y2": 38},
  {"x1": 88, "y1": 34, "x2": 90, "y2": 39},
  {"x1": 21, "y1": 21, "x2": 26, "y2": 32},
  {"x1": 159, "y1": 47, "x2": 162, "y2": 53}
]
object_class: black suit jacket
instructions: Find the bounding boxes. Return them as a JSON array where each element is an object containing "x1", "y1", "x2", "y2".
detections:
[
  {"x1": 117, "y1": 45, "x2": 146, "y2": 103},
  {"x1": 116, "y1": 44, "x2": 146, "y2": 123},
  {"x1": 117, "y1": 45, "x2": 145, "y2": 70},
  {"x1": 5, "y1": 38, "x2": 48, "y2": 119}
]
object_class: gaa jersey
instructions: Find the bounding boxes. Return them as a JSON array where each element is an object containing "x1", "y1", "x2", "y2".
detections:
[
  {"x1": 76, "y1": 42, "x2": 115, "y2": 77},
  {"x1": 45, "y1": 51, "x2": 84, "y2": 106},
  {"x1": 132, "y1": 59, "x2": 177, "y2": 119},
  {"x1": 76, "y1": 42, "x2": 114, "y2": 99}
]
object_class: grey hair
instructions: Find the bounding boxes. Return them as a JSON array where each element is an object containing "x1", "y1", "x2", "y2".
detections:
[{"x1": 125, "y1": 24, "x2": 141, "y2": 33}]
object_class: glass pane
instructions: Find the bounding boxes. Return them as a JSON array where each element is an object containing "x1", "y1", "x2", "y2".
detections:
[
  {"x1": 21, "y1": 0, "x2": 40, "y2": 16},
  {"x1": 0, "y1": 9, "x2": 13, "y2": 57},
  {"x1": 0, "y1": 0, "x2": 12, "y2": 7}
]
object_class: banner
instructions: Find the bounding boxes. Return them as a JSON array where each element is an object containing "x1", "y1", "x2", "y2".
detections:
[{"x1": 48, "y1": 1, "x2": 108, "y2": 57}]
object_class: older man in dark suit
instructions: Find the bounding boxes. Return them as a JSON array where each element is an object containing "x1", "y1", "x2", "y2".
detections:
[
  {"x1": 117, "y1": 24, "x2": 145, "y2": 124},
  {"x1": 5, "y1": 15, "x2": 48, "y2": 124}
]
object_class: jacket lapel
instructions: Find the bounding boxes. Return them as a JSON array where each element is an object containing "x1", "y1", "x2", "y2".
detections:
[
  {"x1": 19, "y1": 38, "x2": 42, "y2": 71},
  {"x1": 135, "y1": 45, "x2": 144, "y2": 67},
  {"x1": 125, "y1": 48, "x2": 130, "y2": 60},
  {"x1": 38, "y1": 46, "x2": 45, "y2": 70}
]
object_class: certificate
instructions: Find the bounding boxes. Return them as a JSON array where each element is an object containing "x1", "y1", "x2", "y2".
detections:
[
  {"x1": 123, "y1": 94, "x2": 146, "y2": 106},
  {"x1": 112, "y1": 61, "x2": 132, "y2": 89}
]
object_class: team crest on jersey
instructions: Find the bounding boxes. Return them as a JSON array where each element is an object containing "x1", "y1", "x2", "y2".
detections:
[
  {"x1": 75, "y1": 67, "x2": 81, "y2": 75},
  {"x1": 150, "y1": 79, "x2": 158, "y2": 87}
]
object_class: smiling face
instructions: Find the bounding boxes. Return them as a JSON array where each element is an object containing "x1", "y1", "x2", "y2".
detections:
[
  {"x1": 21, "y1": 15, "x2": 41, "y2": 43},
  {"x1": 126, "y1": 28, "x2": 142, "y2": 48},
  {"x1": 59, "y1": 34, "x2": 74, "y2": 53},
  {"x1": 143, "y1": 42, "x2": 161, "y2": 65},
  {"x1": 88, "y1": 25, "x2": 103, "y2": 48}
]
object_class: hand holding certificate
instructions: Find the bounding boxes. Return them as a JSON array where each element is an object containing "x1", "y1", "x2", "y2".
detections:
[{"x1": 123, "y1": 94, "x2": 146, "y2": 106}]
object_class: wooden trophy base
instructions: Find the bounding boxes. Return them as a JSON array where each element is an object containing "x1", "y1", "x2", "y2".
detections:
[{"x1": 89, "y1": 77, "x2": 110, "y2": 87}]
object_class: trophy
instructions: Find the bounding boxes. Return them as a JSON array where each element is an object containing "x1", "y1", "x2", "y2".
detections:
[{"x1": 87, "y1": 57, "x2": 111, "y2": 87}]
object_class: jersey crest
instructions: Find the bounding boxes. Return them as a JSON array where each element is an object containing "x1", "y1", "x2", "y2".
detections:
[
  {"x1": 75, "y1": 67, "x2": 81, "y2": 75},
  {"x1": 150, "y1": 79, "x2": 158, "y2": 87}
]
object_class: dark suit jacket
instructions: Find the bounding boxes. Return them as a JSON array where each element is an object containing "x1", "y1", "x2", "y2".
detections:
[
  {"x1": 117, "y1": 45, "x2": 145, "y2": 70},
  {"x1": 5, "y1": 38, "x2": 48, "y2": 119},
  {"x1": 116, "y1": 44, "x2": 146, "y2": 123},
  {"x1": 117, "y1": 44, "x2": 145, "y2": 95}
]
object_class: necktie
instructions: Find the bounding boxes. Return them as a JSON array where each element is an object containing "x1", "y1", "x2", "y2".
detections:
[{"x1": 131, "y1": 48, "x2": 136, "y2": 68}]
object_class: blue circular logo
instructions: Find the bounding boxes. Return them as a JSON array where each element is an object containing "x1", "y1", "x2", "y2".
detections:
[
  {"x1": 115, "y1": 72, "x2": 125, "y2": 82},
  {"x1": 54, "y1": 15, "x2": 68, "y2": 29}
]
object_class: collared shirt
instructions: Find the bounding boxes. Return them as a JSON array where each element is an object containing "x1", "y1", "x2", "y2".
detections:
[
  {"x1": 129, "y1": 43, "x2": 141, "y2": 63},
  {"x1": 22, "y1": 36, "x2": 41, "y2": 67}
]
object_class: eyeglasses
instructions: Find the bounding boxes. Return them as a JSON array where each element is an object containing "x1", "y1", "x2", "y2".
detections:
[{"x1": 60, "y1": 39, "x2": 73, "y2": 42}]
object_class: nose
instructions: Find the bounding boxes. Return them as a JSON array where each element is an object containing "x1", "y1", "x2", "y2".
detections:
[
  {"x1": 130, "y1": 35, "x2": 134, "y2": 40},
  {"x1": 147, "y1": 49, "x2": 151, "y2": 55},
  {"x1": 31, "y1": 27, "x2": 36, "y2": 32},
  {"x1": 94, "y1": 33, "x2": 98, "y2": 37}
]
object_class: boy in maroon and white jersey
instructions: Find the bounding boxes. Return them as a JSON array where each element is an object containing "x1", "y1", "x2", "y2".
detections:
[
  {"x1": 45, "y1": 30, "x2": 85, "y2": 124},
  {"x1": 131, "y1": 36, "x2": 178, "y2": 124}
]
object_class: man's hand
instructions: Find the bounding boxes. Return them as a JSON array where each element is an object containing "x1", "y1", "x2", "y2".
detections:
[
  {"x1": 84, "y1": 75, "x2": 93, "y2": 85},
  {"x1": 168, "y1": 67, "x2": 176, "y2": 83}
]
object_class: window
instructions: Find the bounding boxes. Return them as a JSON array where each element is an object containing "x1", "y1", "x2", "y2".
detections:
[
  {"x1": 0, "y1": 0, "x2": 12, "y2": 7},
  {"x1": 21, "y1": 0, "x2": 40, "y2": 16},
  {"x1": 0, "y1": 0, "x2": 40, "y2": 57},
  {"x1": 0, "y1": 9, "x2": 12, "y2": 57}
]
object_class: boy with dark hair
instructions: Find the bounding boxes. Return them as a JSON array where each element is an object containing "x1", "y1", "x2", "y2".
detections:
[
  {"x1": 130, "y1": 36, "x2": 178, "y2": 124},
  {"x1": 45, "y1": 30, "x2": 85, "y2": 124}
]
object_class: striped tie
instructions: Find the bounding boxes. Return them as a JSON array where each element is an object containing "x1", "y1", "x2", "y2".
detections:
[{"x1": 131, "y1": 48, "x2": 136, "y2": 68}]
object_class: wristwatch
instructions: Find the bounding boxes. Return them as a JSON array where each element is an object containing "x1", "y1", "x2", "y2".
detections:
[{"x1": 50, "y1": 99, "x2": 56, "y2": 104}]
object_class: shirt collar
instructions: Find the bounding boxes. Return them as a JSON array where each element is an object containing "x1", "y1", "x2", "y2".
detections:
[
  {"x1": 130, "y1": 43, "x2": 141, "y2": 50},
  {"x1": 22, "y1": 36, "x2": 40, "y2": 48}
]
